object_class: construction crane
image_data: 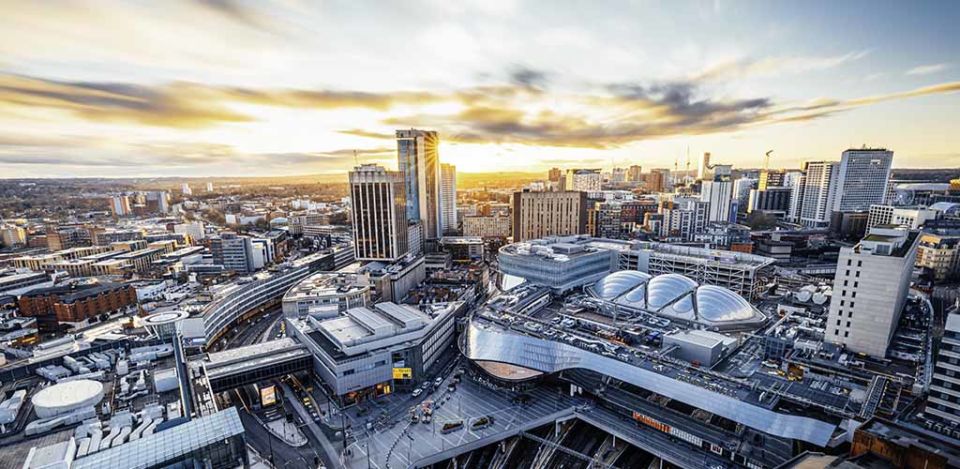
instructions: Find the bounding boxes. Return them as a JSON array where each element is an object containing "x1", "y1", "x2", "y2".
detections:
[{"x1": 764, "y1": 150, "x2": 774, "y2": 171}]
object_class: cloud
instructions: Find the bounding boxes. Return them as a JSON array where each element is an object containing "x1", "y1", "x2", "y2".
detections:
[
  {"x1": 508, "y1": 65, "x2": 550, "y2": 90},
  {"x1": 906, "y1": 63, "x2": 951, "y2": 76},
  {"x1": 694, "y1": 51, "x2": 870, "y2": 81}
]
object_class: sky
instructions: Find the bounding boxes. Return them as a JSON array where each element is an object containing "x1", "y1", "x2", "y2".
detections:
[{"x1": 0, "y1": 0, "x2": 958, "y2": 178}]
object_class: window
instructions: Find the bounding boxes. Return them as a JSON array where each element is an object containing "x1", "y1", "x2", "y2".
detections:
[
  {"x1": 837, "y1": 319, "x2": 842, "y2": 326},
  {"x1": 844, "y1": 280, "x2": 849, "y2": 286},
  {"x1": 844, "y1": 331, "x2": 849, "y2": 338},
  {"x1": 846, "y1": 321, "x2": 851, "y2": 328},
  {"x1": 854, "y1": 281, "x2": 859, "y2": 288},
  {"x1": 343, "y1": 369, "x2": 355, "y2": 376},
  {"x1": 858, "y1": 260, "x2": 862, "y2": 267},
  {"x1": 856, "y1": 271, "x2": 860, "y2": 278},
  {"x1": 852, "y1": 292, "x2": 856, "y2": 298},
  {"x1": 846, "y1": 270, "x2": 850, "y2": 276},
  {"x1": 842, "y1": 290, "x2": 846, "y2": 297},
  {"x1": 834, "y1": 330, "x2": 839, "y2": 336},
  {"x1": 847, "y1": 259, "x2": 852, "y2": 266},
  {"x1": 840, "y1": 300, "x2": 845, "y2": 306}
]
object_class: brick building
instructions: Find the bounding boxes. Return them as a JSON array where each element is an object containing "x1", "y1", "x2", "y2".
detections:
[{"x1": 18, "y1": 282, "x2": 138, "y2": 331}]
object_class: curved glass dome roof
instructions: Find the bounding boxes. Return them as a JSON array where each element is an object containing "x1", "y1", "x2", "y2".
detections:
[
  {"x1": 695, "y1": 285, "x2": 756, "y2": 322},
  {"x1": 591, "y1": 271, "x2": 651, "y2": 300},
  {"x1": 646, "y1": 274, "x2": 698, "y2": 310}
]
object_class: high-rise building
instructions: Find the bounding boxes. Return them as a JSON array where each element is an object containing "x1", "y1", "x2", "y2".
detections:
[
  {"x1": 512, "y1": 190, "x2": 588, "y2": 241},
  {"x1": 701, "y1": 181, "x2": 734, "y2": 223},
  {"x1": 748, "y1": 187, "x2": 792, "y2": 215},
  {"x1": 211, "y1": 231, "x2": 256, "y2": 273},
  {"x1": 144, "y1": 191, "x2": 169, "y2": 214},
  {"x1": 439, "y1": 163, "x2": 457, "y2": 234},
  {"x1": 659, "y1": 197, "x2": 708, "y2": 241},
  {"x1": 397, "y1": 129, "x2": 442, "y2": 239},
  {"x1": 915, "y1": 229, "x2": 960, "y2": 281},
  {"x1": 564, "y1": 169, "x2": 602, "y2": 192},
  {"x1": 732, "y1": 177, "x2": 757, "y2": 215},
  {"x1": 349, "y1": 164, "x2": 409, "y2": 261},
  {"x1": 832, "y1": 148, "x2": 894, "y2": 212},
  {"x1": 109, "y1": 195, "x2": 131, "y2": 217},
  {"x1": 784, "y1": 170, "x2": 805, "y2": 222},
  {"x1": 643, "y1": 169, "x2": 666, "y2": 193},
  {"x1": 610, "y1": 167, "x2": 627, "y2": 183},
  {"x1": 926, "y1": 310, "x2": 960, "y2": 424},
  {"x1": 181, "y1": 183, "x2": 192, "y2": 196},
  {"x1": 0, "y1": 225, "x2": 26, "y2": 247},
  {"x1": 627, "y1": 165, "x2": 643, "y2": 183},
  {"x1": 463, "y1": 215, "x2": 511, "y2": 238},
  {"x1": 174, "y1": 221, "x2": 206, "y2": 243},
  {"x1": 697, "y1": 152, "x2": 711, "y2": 180},
  {"x1": 547, "y1": 167, "x2": 562, "y2": 182},
  {"x1": 206, "y1": 182, "x2": 214, "y2": 192},
  {"x1": 758, "y1": 169, "x2": 785, "y2": 191},
  {"x1": 825, "y1": 226, "x2": 919, "y2": 357},
  {"x1": 799, "y1": 161, "x2": 839, "y2": 228}
]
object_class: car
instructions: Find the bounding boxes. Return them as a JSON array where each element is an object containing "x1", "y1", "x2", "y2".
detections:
[
  {"x1": 434, "y1": 377, "x2": 443, "y2": 387},
  {"x1": 412, "y1": 388, "x2": 423, "y2": 397},
  {"x1": 447, "y1": 384, "x2": 456, "y2": 392}
]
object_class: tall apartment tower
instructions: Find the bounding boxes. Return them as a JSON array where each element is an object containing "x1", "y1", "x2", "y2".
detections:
[
  {"x1": 548, "y1": 167, "x2": 562, "y2": 182},
  {"x1": 512, "y1": 191, "x2": 588, "y2": 242},
  {"x1": 627, "y1": 165, "x2": 643, "y2": 182},
  {"x1": 349, "y1": 164, "x2": 409, "y2": 262},
  {"x1": 926, "y1": 310, "x2": 960, "y2": 424},
  {"x1": 110, "y1": 195, "x2": 131, "y2": 217},
  {"x1": 785, "y1": 170, "x2": 805, "y2": 222},
  {"x1": 832, "y1": 148, "x2": 894, "y2": 212},
  {"x1": 700, "y1": 181, "x2": 734, "y2": 223},
  {"x1": 439, "y1": 163, "x2": 458, "y2": 234},
  {"x1": 799, "y1": 161, "x2": 839, "y2": 228},
  {"x1": 396, "y1": 129, "x2": 442, "y2": 239},
  {"x1": 211, "y1": 231, "x2": 256, "y2": 273},
  {"x1": 825, "y1": 226, "x2": 919, "y2": 357}
]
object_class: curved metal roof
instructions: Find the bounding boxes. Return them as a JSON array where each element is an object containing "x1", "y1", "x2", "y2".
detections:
[
  {"x1": 695, "y1": 285, "x2": 756, "y2": 322},
  {"x1": 590, "y1": 270, "x2": 650, "y2": 300},
  {"x1": 465, "y1": 322, "x2": 836, "y2": 446},
  {"x1": 646, "y1": 274, "x2": 697, "y2": 310}
]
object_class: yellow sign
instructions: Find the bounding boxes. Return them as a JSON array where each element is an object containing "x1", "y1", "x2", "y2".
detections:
[
  {"x1": 392, "y1": 367, "x2": 413, "y2": 379},
  {"x1": 260, "y1": 385, "x2": 277, "y2": 407}
]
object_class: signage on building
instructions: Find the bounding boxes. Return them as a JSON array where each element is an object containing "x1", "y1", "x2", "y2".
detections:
[
  {"x1": 260, "y1": 385, "x2": 277, "y2": 407},
  {"x1": 392, "y1": 367, "x2": 413, "y2": 379}
]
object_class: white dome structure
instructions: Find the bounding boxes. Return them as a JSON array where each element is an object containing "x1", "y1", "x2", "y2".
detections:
[
  {"x1": 589, "y1": 271, "x2": 765, "y2": 329},
  {"x1": 32, "y1": 379, "x2": 104, "y2": 418}
]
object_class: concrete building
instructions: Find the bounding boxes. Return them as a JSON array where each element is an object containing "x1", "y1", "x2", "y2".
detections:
[
  {"x1": 658, "y1": 196, "x2": 708, "y2": 242},
  {"x1": 866, "y1": 204, "x2": 939, "y2": 230},
  {"x1": 349, "y1": 164, "x2": 409, "y2": 262},
  {"x1": 785, "y1": 170, "x2": 805, "y2": 222},
  {"x1": 210, "y1": 232, "x2": 256, "y2": 273},
  {"x1": 916, "y1": 229, "x2": 960, "y2": 281},
  {"x1": 108, "y1": 195, "x2": 131, "y2": 217},
  {"x1": 697, "y1": 152, "x2": 711, "y2": 180},
  {"x1": 799, "y1": 161, "x2": 839, "y2": 228},
  {"x1": 731, "y1": 177, "x2": 756, "y2": 215},
  {"x1": 287, "y1": 301, "x2": 462, "y2": 403},
  {"x1": 397, "y1": 129, "x2": 442, "y2": 239},
  {"x1": 701, "y1": 180, "x2": 734, "y2": 223},
  {"x1": 360, "y1": 255, "x2": 426, "y2": 303},
  {"x1": 748, "y1": 187, "x2": 792, "y2": 215},
  {"x1": 173, "y1": 221, "x2": 206, "y2": 242},
  {"x1": 825, "y1": 226, "x2": 919, "y2": 357},
  {"x1": 439, "y1": 163, "x2": 457, "y2": 234},
  {"x1": 282, "y1": 272, "x2": 371, "y2": 319},
  {"x1": 180, "y1": 182, "x2": 192, "y2": 195},
  {"x1": 547, "y1": 167, "x2": 562, "y2": 182},
  {"x1": 627, "y1": 165, "x2": 643, "y2": 182},
  {"x1": 832, "y1": 148, "x2": 893, "y2": 212},
  {"x1": 564, "y1": 169, "x2": 601, "y2": 192},
  {"x1": 926, "y1": 310, "x2": 960, "y2": 424},
  {"x1": 0, "y1": 224, "x2": 26, "y2": 247},
  {"x1": 511, "y1": 190, "x2": 588, "y2": 242},
  {"x1": 463, "y1": 215, "x2": 511, "y2": 238},
  {"x1": 498, "y1": 237, "x2": 618, "y2": 292},
  {"x1": 18, "y1": 282, "x2": 137, "y2": 331},
  {"x1": 438, "y1": 236, "x2": 484, "y2": 261}
]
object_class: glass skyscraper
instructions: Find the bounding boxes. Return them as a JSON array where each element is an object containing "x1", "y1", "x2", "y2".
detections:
[{"x1": 396, "y1": 129, "x2": 441, "y2": 239}]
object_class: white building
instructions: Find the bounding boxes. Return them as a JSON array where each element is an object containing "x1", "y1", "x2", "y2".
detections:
[
  {"x1": 206, "y1": 182, "x2": 214, "y2": 192},
  {"x1": 173, "y1": 221, "x2": 206, "y2": 243},
  {"x1": 785, "y1": 170, "x2": 805, "y2": 222},
  {"x1": 700, "y1": 181, "x2": 734, "y2": 223},
  {"x1": 732, "y1": 177, "x2": 757, "y2": 215},
  {"x1": 349, "y1": 164, "x2": 409, "y2": 262},
  {"x1": 439, "y1": 163, "x2": 457, "y2": 234},
  {"x1": 926, "y1": 310, "x2": 960, "y2": 424},
  {"x1": 564, "y1": 169, "x2": 602, "y2": 192},
  {"x1": 799, "y1": 161, "x2": 839, "y2": 228},
  {"x1": 832, "y1": 148, "x2": 893, "y2": 212},
  {"x1": 825, "y1": 226, "x2": 919, "y2": 357},
  {"x1": 180, "y1": 183, "x2": 192, "y2": 196},
  {"x1": 866, "y1": 204, "x2": 939, "y2": 230}
]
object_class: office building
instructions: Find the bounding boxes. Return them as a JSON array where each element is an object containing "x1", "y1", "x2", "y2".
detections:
[
  {"x1": 512, "y1": 190, "x2": 588, "y2": 241},
  {"x1": 144, "y1": 191, "x2": 169, "y2": 214},
  {"x1": 287, "y1": 301, "x2": 462, "y2": 402},
  {"x1": 46, "y1": 225, "x2": 94, "y2": 251},
  {"x1": 18, "y1": 282, "x2": 137, "y2": 331},
  {"x1": 642, "y1": 169, "x2": 666, "y2": 193},
  {"x1": 173, "y1": 221, "x2": 206, "y2": 242},
  {"x1": 438, "y1": 236, "x2": 484, "y2": 261},
  {"x1": 627, "y1": 165, "x2": 643, "y2": 182},
  {"x1": 210, "y1": 231, "x2": 256, "y2": 273},
  {"x1": 915, "y1": 229, "x2": 960, "y2": 281},
  {"x1": 825, "y1": 226, "x2": 919, "y2": 357},
  {"x1": 799, "y1": 161, "x2": 839, "y2": 228},
  {"x1": 926, "y1": 310, "x2": 960, "y2": 424},
  {"x1": 282, "y1": 272, "x2": 371, "y2": 319},
  {"x1": 748, "y1": 187, "x2": 792, "y2": 215},
  {"x1": 700, "y1": 180, "x2": 734, "y2": 223},
  {"x1": 397, "y1": 129, "x2": 442, "y2": 239},
  {"x1": 406, "y1": 221, "x2": 423, "y2": 257},
  {"x1": 832, "y1": 148, "x2": 894, "y2": 212},
  {"x1": 866, "y1": 204, "x2": 939, "y2": 230},
  {"x1": 206, "y1": 181, "x2": 214, "y2": 192},
  {"x1": 611, "y1": 167, "x2": 627, "y2": 183},
  {"x1": 93, "y1": 228, "x2": 145, "y2": 245},
  {"x1": 564, "y1": 169, "x2": 601, "y2": 192},
  {"x1": 498, "y1": 237, "x2": 618, "y2": 292},
  {"x1": 180, "y1": 182, "x2": 192, "y2": 195},
  {"x1": 658, "y1": 197, "x2": 708, "y2": 242},
  {"x1": 439, "y1": 163, "x2": 457, "y2": 234},
  {"x1": 732, "y1": 177, "x2": 756, "y2": 215},
  {"x1": 349, "y1": 164, "x2": 409, "y2": 262},
  {"x1": 785, "y1": 170, "x2": 805, "y2": 222},
  {"x1": 463, "y1": 215, "x2": 511, "y2": 238},
  {"x1": 360, "y1": 255, "x2": 426, "y2": 303},
  {"x1": 758, "y1": 169, "x2": 785, "y2": 191}
]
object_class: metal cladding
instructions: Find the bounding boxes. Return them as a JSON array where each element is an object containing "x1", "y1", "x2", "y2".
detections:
[
  {"x1": 464, "y1": 322, "x2": 836, "y2": 446},
  {"x1": 590, "y1": 271, "x2": 764, "y2": 327}
]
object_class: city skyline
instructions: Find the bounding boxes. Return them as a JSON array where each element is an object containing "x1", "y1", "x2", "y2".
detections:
[{"x1": 1, "y1": 1, "x2": 959, "y2": 178}]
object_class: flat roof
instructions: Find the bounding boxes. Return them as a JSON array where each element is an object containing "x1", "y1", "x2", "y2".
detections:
[{"x1": 73, "y1": 407, "x2": 244, "y2": 469}]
